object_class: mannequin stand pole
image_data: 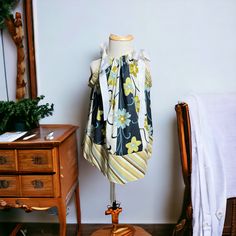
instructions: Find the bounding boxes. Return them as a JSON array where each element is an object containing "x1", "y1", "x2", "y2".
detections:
[{"x1": 110, "y1": 182, "x2": 116, "y2": 204}]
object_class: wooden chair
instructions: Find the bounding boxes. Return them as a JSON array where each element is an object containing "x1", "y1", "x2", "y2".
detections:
[{"x1": 172, "y1": 103, "x2": 236, "y2": 236}]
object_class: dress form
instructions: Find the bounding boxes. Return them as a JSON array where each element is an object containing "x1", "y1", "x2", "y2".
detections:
[
  {"x1": 91, "y1": 34, "x2": 135, "y2": 205},
  {"x1": 90, "y1": 34, "x2": 134, "y2": 74},
  {"x1": 108, "y1": 34, "x2": 134, "y2": 58},
  {"x1": 91, "y1": 34, "x2": 151, "y2": 236},
  {"x1": 109, "y1": 34, "x2": 134, "y2": 206}
]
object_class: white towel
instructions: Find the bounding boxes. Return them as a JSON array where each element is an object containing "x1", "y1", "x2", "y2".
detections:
[{"x1": 185, "y1": 94, "x2": 236, "y2": 236}]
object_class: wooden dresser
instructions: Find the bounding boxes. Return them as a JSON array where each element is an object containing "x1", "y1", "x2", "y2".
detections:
[{"x1": 0, "y1": 124, "x2": 80, "y2": 236}]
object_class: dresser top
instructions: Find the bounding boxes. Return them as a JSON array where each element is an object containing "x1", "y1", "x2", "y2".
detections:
[{"x1": 0, "y1": 124, "x2": 78, "y2": 148}]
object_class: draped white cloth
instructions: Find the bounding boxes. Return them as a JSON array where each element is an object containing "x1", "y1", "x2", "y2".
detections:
[{"x1": 185, "y1": 94, "x2": 236, "y2": 236}]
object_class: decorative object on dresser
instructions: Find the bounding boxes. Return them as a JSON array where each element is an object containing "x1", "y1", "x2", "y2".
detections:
[
  {"x1": 0, "y1": 124, "x2": 81, "y2": 236},
  {"x1": 0, "y1": 95, "x2": 54, "y2": 134}
]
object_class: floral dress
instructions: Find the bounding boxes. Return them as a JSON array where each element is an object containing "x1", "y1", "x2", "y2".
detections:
[{"x1": 83, "y1": 47, "x2": 153, "y2": 184}]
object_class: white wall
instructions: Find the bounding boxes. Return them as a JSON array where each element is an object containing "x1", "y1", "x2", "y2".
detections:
[{"x1": 1, "y1": 0, "x2": 236, "y2": 224}]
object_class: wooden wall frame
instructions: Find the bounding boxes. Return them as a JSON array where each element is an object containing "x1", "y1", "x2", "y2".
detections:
[{"x1": 24, "y1": 0, "x2": 37, "y2": 99}]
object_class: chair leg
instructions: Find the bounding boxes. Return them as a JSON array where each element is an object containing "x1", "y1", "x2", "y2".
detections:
[
  {"x1": 10, "y1": 224, "x2": 23, "y2": 236},
  {"x1": 231, "y1": 199, "x2": 236, "y2": 236}
]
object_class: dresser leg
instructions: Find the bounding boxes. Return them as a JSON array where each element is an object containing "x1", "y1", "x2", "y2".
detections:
[
  {"x1": 75, "y1": 183, "x2": 81, "y2": 223},
  {"x1": 75, "y1": 183, "x2": 81, "y2": 235},
  {"x1": 58, "y1": 200, "x2": 67, "y2": 236}
]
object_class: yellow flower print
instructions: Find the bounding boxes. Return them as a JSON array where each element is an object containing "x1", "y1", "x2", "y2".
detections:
[
  {"x1": 145, "y1": 79, "x2": 152, "y2": 91},
  {"x1": 144, "y1": 116, "x2": 153, "y2": 136},
  {"x1": 134, "y1": 96, "x2": 140, "y2": 113},
  {"x1": 129, "y1": 63, "x2": 139, "y2": 77},
  {"x1": 126, "y1": 137, "x2": 142, "y2": 154},
  {"x1": 145, "y1": 69, "x2": 152, "y2": 91},
  {"x1": 108, "y1": 77, "x2": 117, "y2": 86},
  {"x1": 124, "y1": 77, "x2": 134, "y2": 96},
  {"x1": 108, "y1": 65, "x2": 118, "y2": 86},
  {"x1": 144, "y1": 116, "x2": 148, "y2": 130},
  {"x1": 110, "y1": 98, "x2": 116, "y2": 109},
  {"x1": 112, "y1": 65, "x2": 118, "y2": 73},
  {"x1": 89, "y1": 71, "x2": 99, "y2": 87},
  {"x1": 96, "y1": 109, "x2": 103, "y2": 121}
]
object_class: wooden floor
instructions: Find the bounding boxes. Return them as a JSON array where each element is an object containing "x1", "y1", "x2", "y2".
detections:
[{"x1": 0, "y1": 223, "x2": 174, "y2": 236}]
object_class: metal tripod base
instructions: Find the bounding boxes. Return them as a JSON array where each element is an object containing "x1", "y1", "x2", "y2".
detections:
[{"x1": 91, "y1": 224, "x2": 151, "y2": 236}]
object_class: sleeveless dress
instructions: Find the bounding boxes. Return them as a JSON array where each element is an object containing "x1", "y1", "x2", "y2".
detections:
[{"x1": 82, "y1": 47, "x2": 153, "y2": 184}]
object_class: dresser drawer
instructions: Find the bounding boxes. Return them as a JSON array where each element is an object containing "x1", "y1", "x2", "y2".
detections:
[
  {"x1": 18, "y1": 150, "x2": 53, "y2": 172},
  {"x1": 21, "y1": 175, "x2": 54, "y2": 197},
  {"x1": 0, "y1": 176, "x2": 19, "y2": 196},
  {"x1": 0, "y1": 150, "x2": 16, "y2": 171}
]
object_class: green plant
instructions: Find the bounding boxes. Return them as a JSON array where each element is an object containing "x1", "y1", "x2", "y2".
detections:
[
  {"x1": 0, "y1": 0, "x2": 19, "y2": 29},
  {"x1": 0, "y1": 95, "x2": 54, "y2": 134}
]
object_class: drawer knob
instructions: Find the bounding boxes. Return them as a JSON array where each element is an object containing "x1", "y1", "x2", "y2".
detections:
[
  {"x1": 31, "y1": 180, "x2": 44, "y2": 189},
  {"x1": 0, "y1": 180, "x2": 9, "y2": 189},
  {"x1": 0, "y1": 156, "x2": 7, "y2": 165},
  {"x1": 32, "y1": 156, "x2": 44, "y2": 165}
]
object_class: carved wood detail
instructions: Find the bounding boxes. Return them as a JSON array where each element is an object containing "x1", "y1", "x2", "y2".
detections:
[
  {"x1": 5, "y1": 12, "x2": 26, "y2": 100},
  {"x1": 0, "y1": 199, "x2": 50, "y2": 212}
]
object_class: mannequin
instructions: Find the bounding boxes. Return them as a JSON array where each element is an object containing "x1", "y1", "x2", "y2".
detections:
[
  {"x1": 89, "y1": 34, "x2": 151, "y2": 236},
  {"x1": 108, "y1": 34, "x2": 134, "y2": 58},
  {"x1": 90, "y1": 33, "x2": 135, "y2": 205},
  {"x1": 90, "y1": 34, "x2": 134, "y2": 75}
]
